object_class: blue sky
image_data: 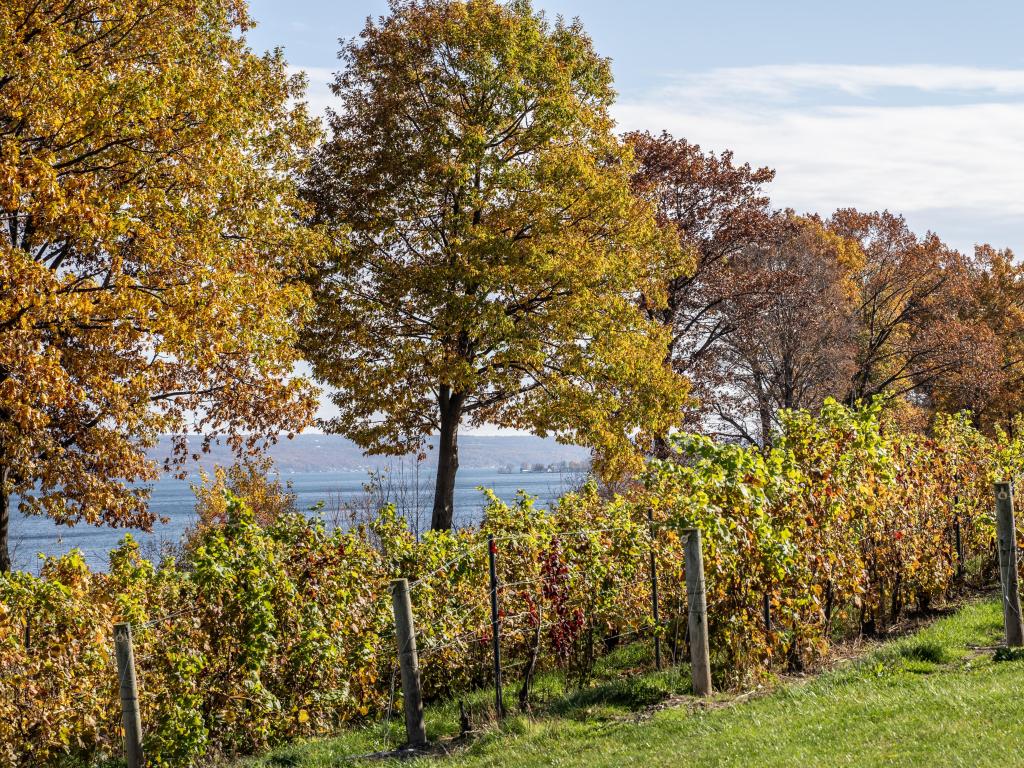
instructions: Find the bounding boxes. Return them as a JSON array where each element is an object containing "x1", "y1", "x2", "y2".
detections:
[
  {"x1": 248, "y1": 1, "x2": 1024, "y2": 87},
  {"x1": 246, "y1": 0, "x2": 1024, "y2": 256},
  {"x1": 246, "y1": 0, "x2": 1024, "y2": 429}
]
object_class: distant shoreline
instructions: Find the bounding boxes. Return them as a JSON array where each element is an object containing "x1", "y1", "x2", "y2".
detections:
[
  {"x1": 8, "y1": 466, "x2": 582, "y2": 573},
  {"x1": 147, "y1": 433, "x2": 592, "y2": 475}
]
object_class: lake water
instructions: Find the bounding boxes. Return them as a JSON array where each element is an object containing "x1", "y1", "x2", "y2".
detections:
[{"x1": 7, "y1": 468, "x2": 582, "y2": 572}]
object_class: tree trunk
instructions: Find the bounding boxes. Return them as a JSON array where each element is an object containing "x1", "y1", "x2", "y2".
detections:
[
  {"x1": 751, "y1": 365, "x2": 773, "y2": 448},
  {"x1": 0, "y1": 466, "x2": 10, "y2": 573},
  {"x1": 757, "y1": 395, "x2": 773, "y2": 449},
  {"x1": 652, "y1": 434, "x2": 674, "y2": 461},
  {"x1": 430, "y1": 388, "x2": 464, "y2": 531}
]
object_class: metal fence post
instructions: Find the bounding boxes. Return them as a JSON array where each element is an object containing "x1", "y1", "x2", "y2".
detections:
[
  {"x1": 487, "y1": 533, "x2": 505, "y2": 719},
  {"x1": 648, "y1": 510, "x2": 662, "y2": 670}
]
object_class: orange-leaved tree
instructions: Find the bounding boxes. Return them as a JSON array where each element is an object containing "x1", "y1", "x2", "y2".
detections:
[
  {"x1": 302, "y1": 0, "x2": 688, "y2": 530},
  {"x1": 626, "y1": 131, "x2": 777, "y2": 441},
  {"x1": 714, "y1": 214, "x2": 862, "y2": 446},
  {"x1": 0, "y1": 0, "x2": 322, "y2": 570},
  {"x1": 828, "y1": 210, "x2": 976, "y2": 411},
  {"x1": 929, "y1": 244, "x2": 1024, "y2": 429}
]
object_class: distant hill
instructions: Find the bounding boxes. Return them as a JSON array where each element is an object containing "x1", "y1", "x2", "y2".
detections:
[{"x1": 150, "y1": 434, "x2": 591, "y2": 474}]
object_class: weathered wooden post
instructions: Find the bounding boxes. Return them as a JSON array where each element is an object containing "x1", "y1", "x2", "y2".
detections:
[
  {"x1": 995, "y1": 482, "x2": 1024, "y2": 647},
  {"x1": 648, "y1": 510, "x2": 662, "y2": 670},
  {"x1": 684, "y1": 528, "x2": 712, "y2": 696},
  {"x1": 391, "y1": 579, "x2": 427, "y2": 746},
  {"x1": 487, "y1": 534, "x2": 505, "y2": 719},
  {"x1": 113, "y1": 622, "x2": 144, "y2": 768}
]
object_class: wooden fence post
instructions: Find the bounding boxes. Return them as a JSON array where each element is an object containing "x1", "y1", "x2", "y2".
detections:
[
  {"x1": 390, "y1": 579, "x2": 427, "y2": 747},
  {"x1": 684, "y1": 528, "x2": 712, "y2": 696},
  {"x1": 648, "y1": 510, "x2": 662, "y2": 670},
  {"x1": 995, "y1": 482, "x2": 1024, "y2": 647},
  {"x1": 113, "y1": 622, "x2": 144, "y2": 768},
  {"x1": 487, "y1": 534, "x2": 505, "y2": 719}
]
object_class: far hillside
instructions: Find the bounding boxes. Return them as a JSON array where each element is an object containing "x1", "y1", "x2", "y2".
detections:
[{"x1": 149, "y1": 434, "x2": 592, "y2": 475}]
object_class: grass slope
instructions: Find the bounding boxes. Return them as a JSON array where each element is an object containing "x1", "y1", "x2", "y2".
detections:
[{"x1": 240, "y1": 598, "x2": 1024, "y2": 768}]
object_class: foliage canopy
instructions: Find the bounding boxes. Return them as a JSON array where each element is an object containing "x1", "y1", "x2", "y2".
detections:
[
  {"x1": 0, "y1": 0, "x2": 322, "y2": 568},
  {"x1": 302, "y1": 0, "x2": 688, "y2": 528}
]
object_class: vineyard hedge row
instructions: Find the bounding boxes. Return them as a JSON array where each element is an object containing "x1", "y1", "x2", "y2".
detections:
[{"x1": 0, "y1": 400, "x2": 1018, "y2": 766}]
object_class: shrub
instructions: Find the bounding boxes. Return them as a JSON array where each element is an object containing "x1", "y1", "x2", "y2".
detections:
[{"x1": 0, "y1": 401, "x2": 1018, "y2": 765}]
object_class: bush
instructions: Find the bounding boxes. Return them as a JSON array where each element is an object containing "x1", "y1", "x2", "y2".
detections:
[{"x1": 0, "y1": 401, "x2": 1019, "y2": 766}]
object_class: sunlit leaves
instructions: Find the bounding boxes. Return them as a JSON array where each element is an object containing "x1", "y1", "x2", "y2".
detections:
[
  {"x1": 0, "y1": 0, "x2": 324, "y2": 565},
  {"x1": 301, "y1": 0, "x2": 688, "y2": 514},
  {"x1": 641, "y1": 399, "x2": 1018, "y2": 673}
]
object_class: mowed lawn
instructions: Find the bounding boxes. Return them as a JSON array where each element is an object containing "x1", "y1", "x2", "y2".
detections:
[{"x1": 241, "y1": 599, "x2": 1024, "y2": 768}]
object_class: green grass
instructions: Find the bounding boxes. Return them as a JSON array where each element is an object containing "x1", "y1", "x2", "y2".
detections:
[{"x1": 238, "y1": 599, "x2": 1024, "y2": 768}]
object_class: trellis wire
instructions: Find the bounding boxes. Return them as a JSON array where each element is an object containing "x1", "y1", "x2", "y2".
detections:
[{"x1": 8, "y1": 481, "x2": 1011, "y2": 767}]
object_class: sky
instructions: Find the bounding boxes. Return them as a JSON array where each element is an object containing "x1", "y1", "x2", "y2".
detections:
[
  {"x1": 248, "y1": 0, "x2": 1024, "y2": 256},
  {"x1": 245, "y1": 0, "x2": 1024, "y2": 430}
]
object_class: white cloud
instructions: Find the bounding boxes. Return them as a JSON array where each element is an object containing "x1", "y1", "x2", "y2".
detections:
[
  {"x1": 290, "y1": 62, "x2": 1024, "y2": 246},
  {"x1": 614, "y1": 65, "x2": 1024, "y2": 251},
  {"x1": 657, "y1": 64, "x2": 1024, "y2": 102}
]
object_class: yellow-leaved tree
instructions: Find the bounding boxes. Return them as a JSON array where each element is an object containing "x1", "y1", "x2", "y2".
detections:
[
  {"x1": 0, "y1": 0, "x2": 322, "y2": 570},
  {"x1": 302, "y1": 0, "x2": 690, "y2": 530}
]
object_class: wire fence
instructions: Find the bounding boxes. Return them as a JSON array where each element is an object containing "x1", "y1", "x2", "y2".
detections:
[
  {"x1": 362, "y1": 520, "x2": 713, "y2": 764},
  {"x1": 7, "y1": 483, "x2": 1024, "y2": 767},
  {"x1": 43, "y1": 518, "x2": 697, "y2": 766}
]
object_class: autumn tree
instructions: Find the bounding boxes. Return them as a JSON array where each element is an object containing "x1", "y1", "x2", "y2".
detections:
[
  {"x1": 626, "y1": 131, "x2": 777, "y2": 439},
  {"x1": 928, "y1": 244, "x2": 1024, "y2": 428},
  {"x1": 709, "y1": 210, "x2": 1003, "y2": 443},
  {"x1": 714, "y1": 215, "x2": 860, "y2": 445},
  {"x1": 828, "y1": 210, "x2": 977, "y2": 412},
  {"x1": 0, "y1": 1, "x2": 321, "y2": 570},
  {"x1": 302, "y1": 0, "x2": 687, "y2": 530}
]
